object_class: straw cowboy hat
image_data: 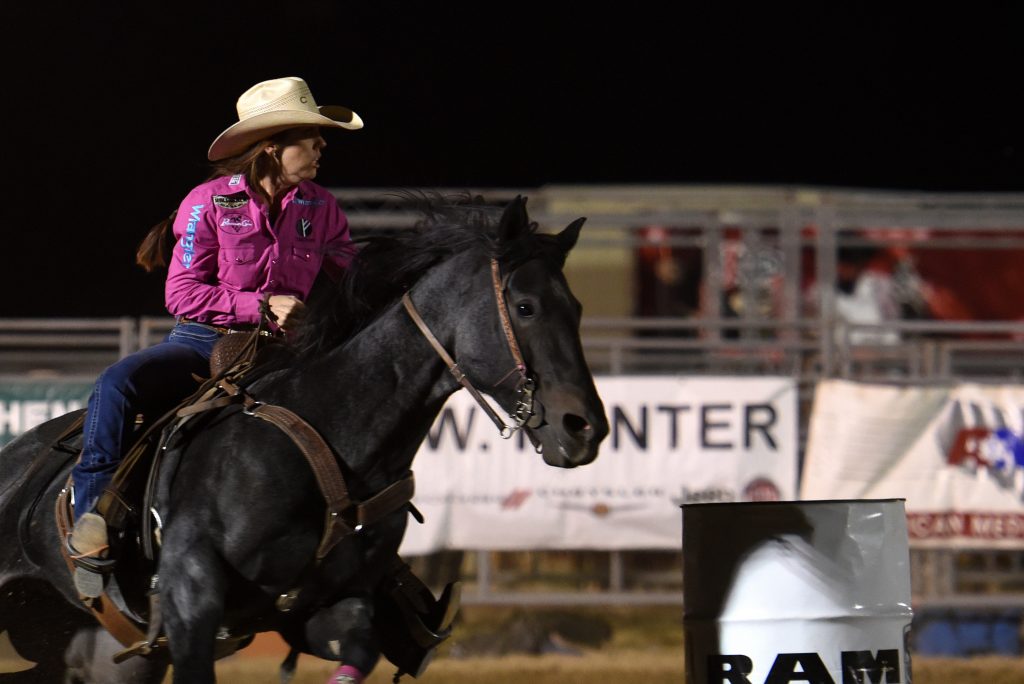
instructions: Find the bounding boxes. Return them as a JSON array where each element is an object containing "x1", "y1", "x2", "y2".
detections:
[{"x1": 208, "y1": 76, "x2": 363, "y2": 161}]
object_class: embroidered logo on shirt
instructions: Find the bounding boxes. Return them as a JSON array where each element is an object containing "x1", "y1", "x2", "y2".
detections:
[
  {"x1": 213, "y1": 192, "x2": 249, "y2": 209},
  {"x1": 228, "y1": 174, "x2": 242, "y2": 186},
  {"x1": 181, "y1": 204, "x2": 204, "y2": 269},
  {"x1": 297, "y1": 218, "x2": 313, "y2": 238},
  {"x1": 219, "y1": 213, "x2": 256, "y2": 234},
  {"x1": 292, "y1": 197, "x2": 326, "y2": 206}
]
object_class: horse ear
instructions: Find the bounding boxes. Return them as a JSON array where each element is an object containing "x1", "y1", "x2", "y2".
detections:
[
  {"x1": 556, "y1": 217, "x2": 586, "y2": 254},
  {"x1": 498, "y1": 195, "x2": 530, "y2": 242}
]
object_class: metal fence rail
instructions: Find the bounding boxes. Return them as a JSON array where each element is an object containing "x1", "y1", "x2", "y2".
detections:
[
  {"x1": 4, "y1": 316, "x2": 1022, "y2": 383},
  {"x1": 0, "y1": 318, "x2": 136, "y2": 377}
]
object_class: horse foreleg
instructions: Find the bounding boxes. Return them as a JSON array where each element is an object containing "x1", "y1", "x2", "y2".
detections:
[
  {"x1": 159, "y1": 546, "x2": 227, "y2": 684},
  {"x1": 304, "y1": 596, "x2": 380, "y2": 683}
]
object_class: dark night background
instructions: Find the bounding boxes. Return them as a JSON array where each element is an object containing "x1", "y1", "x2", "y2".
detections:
[{"x1": 4, "y1": 2, "x2": 1023, "y2": 318}]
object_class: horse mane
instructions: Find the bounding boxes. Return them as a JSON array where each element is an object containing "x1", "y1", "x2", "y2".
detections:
[{"x1": 289, "y1": 193, "x2": 558, "y2": 360}]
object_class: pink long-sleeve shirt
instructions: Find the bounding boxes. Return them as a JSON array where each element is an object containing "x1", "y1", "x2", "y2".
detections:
[{"x1": 165, "y1": 174, "x2": 354, "y2": 327}]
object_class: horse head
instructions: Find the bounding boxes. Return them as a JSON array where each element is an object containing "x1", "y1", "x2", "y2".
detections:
[{"x1": 428, "y1": 196, "x2": 609, "y2": 467}]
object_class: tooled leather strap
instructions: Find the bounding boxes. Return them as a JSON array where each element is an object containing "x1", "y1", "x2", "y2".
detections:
[
  {"x1": 490, "y1": 260, "x2": 527, "y2": 372},
  {"x1": 244, "y1": 403, "x2": 414, "y2": 559},
  {"x1": 175, "y1": 377, "x2": 413, "y2": 558},
  {"x1": 55, "y1": 484, "x2": 147, "y2": 648},
  {"x1": 244, "y1": 404, "x2": 352, "y2": 558}
]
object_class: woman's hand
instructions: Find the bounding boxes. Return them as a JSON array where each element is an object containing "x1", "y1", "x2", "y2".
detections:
[{"x1": 266, "y1": 295, "x2": 306, "y2": 330}]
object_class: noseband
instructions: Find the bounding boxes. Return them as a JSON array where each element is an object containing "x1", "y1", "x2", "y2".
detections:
[{"x1": 402, "y1": 259, "x2": 542, "y2": 447}]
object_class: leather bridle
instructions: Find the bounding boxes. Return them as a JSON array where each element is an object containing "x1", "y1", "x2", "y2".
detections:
[{"x1": 402, "y1": 259, "x2": 543, "y2": 448}]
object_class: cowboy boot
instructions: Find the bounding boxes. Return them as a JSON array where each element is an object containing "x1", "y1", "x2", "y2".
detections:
[{"x1": 68, "y1": 512, "x2": 111, "y2": 598}]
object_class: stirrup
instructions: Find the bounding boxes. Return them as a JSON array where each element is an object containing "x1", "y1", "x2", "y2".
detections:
[
  {"x1": 64, "y1": 536, "x2": 117, "y2": 574},
  {"x1": 67, "y1": 547, "x2": 117, "y2": 575},
  {"x1": 66, "y1": 541, "x2": 116, "y2": 598},
  {"x1": 66, "y1": 513, "x2": 116, "y2": 598}
]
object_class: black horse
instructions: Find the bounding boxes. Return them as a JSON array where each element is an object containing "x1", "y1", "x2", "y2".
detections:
[{"x1": 0, "y1": 196, "x2": 608, "y2": 683}]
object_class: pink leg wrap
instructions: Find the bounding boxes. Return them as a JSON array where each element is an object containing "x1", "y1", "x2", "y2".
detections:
[{"x1": 327, "y1": 664, "x2": 365, "y2": 684}]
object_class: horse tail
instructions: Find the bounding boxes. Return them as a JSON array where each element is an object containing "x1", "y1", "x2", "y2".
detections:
[{"x1": 136, "y1": 210, "x2": 178, "y2": 273}]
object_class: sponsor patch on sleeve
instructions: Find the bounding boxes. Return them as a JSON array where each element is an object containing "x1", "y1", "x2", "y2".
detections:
[{"x1": 180, "y1": 204, "x2": 204, "y2": 268}]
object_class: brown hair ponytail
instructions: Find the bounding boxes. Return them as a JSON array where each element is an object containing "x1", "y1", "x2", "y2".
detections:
[
  {"x1": 135, "y1": 211, "x2": 178, "y2": 272},
  {"x1": 135, "y1": 127, "x2": 302, "y2": 272}
]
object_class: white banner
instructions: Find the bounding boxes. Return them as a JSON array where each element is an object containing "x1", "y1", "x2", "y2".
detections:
[
  {"x1": 801, "y1": 380, "x2": 1024, "y2": 549},
  {"x1": 400, "y1": 376, "x2": 798, "y2": 554},
  {"x1": 0, "y1": 380, "x2": 91, "y2": 447}
]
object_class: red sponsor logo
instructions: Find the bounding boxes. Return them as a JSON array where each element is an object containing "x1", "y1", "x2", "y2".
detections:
[
  {"x1": 501, "y1": 489, "x2": 532, "y2": 510},
  {"x1": 742, "y1": 478, "x2": 781, "y2": 502},
  {"x1": 948, "y1": 428, "x2": 998, "y2": 467},
  {"x1": 553, "y1": 501, "x2": 645, "y2": 517},
  {"x1": 907, "y1": 512, "x2": 1024, "y2": 541},
  {"x1": 947, "y1": 427, "x2": 1023, "y2": 470}
]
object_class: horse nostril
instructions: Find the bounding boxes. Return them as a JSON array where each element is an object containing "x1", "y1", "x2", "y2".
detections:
[{"x1": 562, "y1": 413, "x2": 591, "y2": 439}]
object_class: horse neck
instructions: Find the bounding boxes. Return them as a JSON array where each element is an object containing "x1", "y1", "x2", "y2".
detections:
[{"x1": 283, "y1": 295, "x2": 460, "y2": 487}]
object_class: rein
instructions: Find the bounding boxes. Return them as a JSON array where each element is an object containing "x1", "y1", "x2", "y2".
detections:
[{"x1": 402, "y1": 259, "x2": 542, "y2": 447}]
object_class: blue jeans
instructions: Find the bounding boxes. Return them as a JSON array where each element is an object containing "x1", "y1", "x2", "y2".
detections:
[{"x1": 71, "y1": 323, "x2": 221, "y2": 519}]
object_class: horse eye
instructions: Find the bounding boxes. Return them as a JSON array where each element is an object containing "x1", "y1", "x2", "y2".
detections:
[{"x1": 516, "y1": 302, "x2": 535, "y2": 318}]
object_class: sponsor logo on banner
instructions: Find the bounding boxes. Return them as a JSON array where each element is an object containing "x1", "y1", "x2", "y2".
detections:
[
  {"x1": 219, "y1": 213, "x2": 255, "y2": 234},
  {"x1": 708, "y1": 649, "x2": 902, "y2": 684},
  {"x1": 669, "y1": 479, "x2": 780, "y2": 505},
  {"x1": 907, "y1": 512, "x2": 1024, "y2": 542},
  {"x1": 743, "y1": 477, "x2": 782, "y2": 501},
  {"x1": 672, "y1": 487, "x2": 735, "y2": 505},
  {"x1": 555, "y1": 499, "x2": 645, "y2": 517},
  {"x1": 948, "y1": 426, "x2": 1024, "y2": 497},
  {"x1": 501, "y1": 489, "x2": 531, "y2": 509},
  {"x1": 213, "y1": 192, "x2": 249, "y2": 209},
  {"x1": 180, "y1": 204, "x2": 204, "y2": 268}
]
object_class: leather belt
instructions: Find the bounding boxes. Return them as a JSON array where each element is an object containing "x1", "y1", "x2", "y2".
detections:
[{"x1": 177, "y1": 317, "x2": 276, "y2": 337}]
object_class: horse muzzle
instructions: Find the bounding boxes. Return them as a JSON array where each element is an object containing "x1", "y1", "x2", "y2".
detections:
[{"x1": 529, "y1": 389, "x2": 608, "y2": 468}]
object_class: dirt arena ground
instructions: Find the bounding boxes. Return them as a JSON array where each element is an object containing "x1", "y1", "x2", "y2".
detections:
[
  {"x1": 4, "y1": 606, "x2": 1023, "y2": 682},
  {"x1": 213, "y1": 653, "x2": 1024, "y2": 684},
  {"x1": 4, "y1": 650, "x2": 1023, "y2": 683},
  {"x1": 209, "y1": 606, "x2": 1024, "y2": 684}
]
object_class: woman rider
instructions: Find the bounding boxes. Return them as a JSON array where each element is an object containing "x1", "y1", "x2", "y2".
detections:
[{"x1": 68, "y1": 77, "x2": 363, "y2": 596}]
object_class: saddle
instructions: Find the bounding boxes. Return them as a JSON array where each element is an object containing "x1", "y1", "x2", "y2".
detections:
[{"x1": 53, "y1": 330, "x2": 458, "y2": 676}]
